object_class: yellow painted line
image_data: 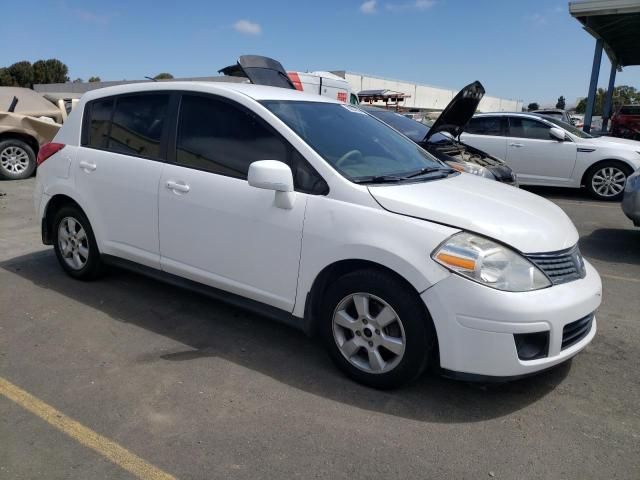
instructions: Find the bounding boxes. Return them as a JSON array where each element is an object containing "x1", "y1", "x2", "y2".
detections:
[
  {"x1": 0, "y1": 377, "x2": 176, "y2": 480},
  {"x1": 600, "y1": 273, "x2": 640, "y2": 284}
]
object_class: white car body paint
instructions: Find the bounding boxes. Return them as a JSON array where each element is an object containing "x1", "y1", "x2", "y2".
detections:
[{"x1": 35, "y1": 82, "x2": 602, "y2": 379}]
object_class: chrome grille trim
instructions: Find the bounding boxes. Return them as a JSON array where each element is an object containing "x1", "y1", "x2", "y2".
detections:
[{"x1": 526, "y1": 245, "x2": 586, "y2": 285}]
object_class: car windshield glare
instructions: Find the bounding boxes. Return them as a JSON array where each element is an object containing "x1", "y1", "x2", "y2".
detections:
[
  {"x1": 544, "y1": 116, "x2": 592, "y2": 138},
  {"x1": 261, "y1": 101, "x2": 444, "y2": 182}
]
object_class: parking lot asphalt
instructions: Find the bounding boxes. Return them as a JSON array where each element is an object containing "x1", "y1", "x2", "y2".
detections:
[{"x1": 1, "y1": 178, "x2": 638, "y2": 480}]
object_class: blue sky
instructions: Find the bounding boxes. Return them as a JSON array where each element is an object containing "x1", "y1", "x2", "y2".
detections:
[{"x1": 2, "y1": 0, "x2": 639, "y2": 107}]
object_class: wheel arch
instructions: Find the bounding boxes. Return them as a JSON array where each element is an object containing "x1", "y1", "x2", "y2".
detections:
[
  {"x1": 42, "y1": 194, "x2": 89, "y2": 245},
  {"x1": 580, "y1": 158, "x2": 635, "y2": 187},
  {"x1": 0, "y1": 131, "x2": 40, "y2": 155},
  {"x1": 303, "y1": 259, "x2": 436, "y2": 341}
]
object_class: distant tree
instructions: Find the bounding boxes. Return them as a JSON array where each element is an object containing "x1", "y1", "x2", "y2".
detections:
[
  {"x1": 575, "y1": 86, "x2": 640, "y2": 115},
  {"x1": 72, "y1": 78, "x2": 83, "y2": 83},
  {"x1": 527, "y1": 102, "x2": 540, "y2": 111},
  {"x1": 153, "y1": 72, "x2": 174, "y2": 80},
  {"x1": 0, "y1": 67, "x2": 15, "y2": 86},
  {"x1": 7, "y1": 61, "x2": 34, "y2": 88},
  {"x1": 0, "y1": 58, "x2": 69, "y2": 87},
  {"x1": 43, "y1": 59, "x2": 69, "y2": 83},
  {"x1": 32, "y1": 60, "x2": 48, "y2": 85},
  {"x1": 88, "y1": 76, "x2": 101, "y2": 83},
  {"x1": 556, "y1": 96, "x2": 566, "y2": 110}
]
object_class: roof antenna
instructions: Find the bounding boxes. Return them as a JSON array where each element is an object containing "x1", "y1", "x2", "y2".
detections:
[{"x1": 144, "y1": 76, "x2": 157, "y2": 82}]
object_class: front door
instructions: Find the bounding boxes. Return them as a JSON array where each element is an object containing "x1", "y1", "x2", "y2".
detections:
[
  {"x1": 158, "y1": 93, "x2": 307, "y2": 312},
  {"x1": 505, "y1": 116, "x2": 577, "y2": 185}
]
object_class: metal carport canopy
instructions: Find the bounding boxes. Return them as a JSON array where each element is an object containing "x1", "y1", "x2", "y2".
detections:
[{"x1": 569, "y1": 0, "x2": 640, "y2": 132}]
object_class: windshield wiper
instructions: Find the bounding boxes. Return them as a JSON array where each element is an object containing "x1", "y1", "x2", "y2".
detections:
[
  {"x1": 352, "y1": 175, "x2": 405, "y2": 184},
  {"x1": 402, "y1": 166, "x2": 455, "y2": 179}
]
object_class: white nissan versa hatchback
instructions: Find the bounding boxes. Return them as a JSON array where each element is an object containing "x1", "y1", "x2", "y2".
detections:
[{"x1": 34, "y1": 82, "x2": 602, "y2": 388}]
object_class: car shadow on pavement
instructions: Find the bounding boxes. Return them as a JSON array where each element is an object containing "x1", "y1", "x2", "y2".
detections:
[
  {"x1": 579, "y1": 228, "x2": 640, "y2": 265},
  {"x1": 2, "y1": 250, "x2": 571, "y2": 424}
]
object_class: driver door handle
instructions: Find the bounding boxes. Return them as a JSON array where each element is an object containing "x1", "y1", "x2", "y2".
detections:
[
  {"x1": 166, "y1": 180, "x2": 190, "y2": 193},
  {"x1": 509, "y1": 143, "x2": 524, "y2": 148}
]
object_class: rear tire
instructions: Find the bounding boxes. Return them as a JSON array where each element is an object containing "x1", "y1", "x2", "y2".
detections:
[
  {"x1": 52, "y1": 205, "x2": 103, "y2": 280},
  {"x1": 0, "y1": 139, "x2": 36, "y2": 180},
  {"x1": 585, "y1": 161, "x2": 632, "y2": 201},
  {"x1": 320, "y1": 269, "x2": 435, "y2": 389}
]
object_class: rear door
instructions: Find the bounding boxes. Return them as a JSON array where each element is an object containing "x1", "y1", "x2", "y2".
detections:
[
  {"x1": 459, "y1": 116, "x2": 508, "y2": 160},
  {"x1": 505, "y1": 116, "x2": 577, "y2": 185},
  {"x1": 76, "y1": 92, "x2": 170, "y2": 268}
]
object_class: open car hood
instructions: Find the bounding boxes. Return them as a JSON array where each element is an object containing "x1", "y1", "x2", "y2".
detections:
[
  {"x1": 218, "y1": 55, "x2": 296, "y2": 90},
  {"x1": 424, "y1": 81, "x2": 485, "y2": 142}
]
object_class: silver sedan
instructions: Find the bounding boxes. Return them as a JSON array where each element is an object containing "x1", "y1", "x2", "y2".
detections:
[{"x1": 622, "y1": 168, "x2": 640, "y2": 227}]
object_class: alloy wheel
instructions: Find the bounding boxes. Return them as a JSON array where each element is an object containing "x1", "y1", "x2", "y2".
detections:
[
  {"x1": 58, "y1": 217, "x2": 90, "y2": 270},
  {"x1": 591, "y1": 166, "x2": 627, "y2": 198},
  {"x1": 0, "y1": 146, "x2": 30, "y2": 174},
  {"x1": 332, "y1": 293, "x2": 406, "y2": 374}
]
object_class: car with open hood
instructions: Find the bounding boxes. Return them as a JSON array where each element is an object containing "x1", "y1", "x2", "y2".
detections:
[
  {"x1": 35, "y1": 81, "x2": 601, "y2": 388},
  {"x1": 362, "y1": 81, "x2": 517, "y2": 185}
]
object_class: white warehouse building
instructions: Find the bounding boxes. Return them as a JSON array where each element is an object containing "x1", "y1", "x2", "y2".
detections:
[{"x1": 337, "y1": 71, "x2": 523, "y2": 112}]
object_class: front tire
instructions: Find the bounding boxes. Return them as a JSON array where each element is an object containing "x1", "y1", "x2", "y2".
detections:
[
  {"x1": 320, "y1": 269, "x2": 435, "y2": 389},
  {"x1": 53, "y1": 205, "x2": 103, "y2": 280},
  {"x1": 0, "y1": 139, "x2": 36, "y2": 180},
  {"x1": 585, "y1": 161, "x2": 631, "y2": 201}
]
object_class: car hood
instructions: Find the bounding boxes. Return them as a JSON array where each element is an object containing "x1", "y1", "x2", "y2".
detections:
[
  {"x1": 368, "y1": 173, "x2": 578, "y2": 253},
  {"x1": 423, "y1": 81, "x2": 485, "y2": 142},
  {"x1": 218, "y1": 55, "x2": 296, "y2": 90}
]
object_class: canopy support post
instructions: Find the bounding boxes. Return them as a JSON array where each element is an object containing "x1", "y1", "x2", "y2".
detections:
[{"x1": 584, "y1": 38, "x2": 603, "y2": 134}]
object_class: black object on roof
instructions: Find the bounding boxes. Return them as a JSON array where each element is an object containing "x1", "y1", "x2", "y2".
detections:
[{"x1": 218, "y1": 55, "x2": 296, "y2": 90}]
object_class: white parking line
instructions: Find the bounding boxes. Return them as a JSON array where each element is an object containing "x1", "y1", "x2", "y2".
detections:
[{"x1": 600, "y1": 273, "x2": 640, "y2": 284}]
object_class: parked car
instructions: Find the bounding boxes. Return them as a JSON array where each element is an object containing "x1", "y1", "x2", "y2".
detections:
[
  {"x1": 362, "y1": 81, "x2": 517, "y2": 185},
  {"x1": 35, "y1": 82, "x2": 601, "y2": 388},
  {"x1": 611, "y1": 105, "x2": 640, "y2": 141},
  {"x1": 0, "y1": 87, "x2": 62, "y2": 179},
  {"x1": 461, "y1": 112, "x2": 640, "y2": 200},
  {"x1": 622, "y1": 167, "x2": 640, "y2": 226},
  {"x1": 531, "y1": 109, "x2": 575, "y2": 125}
]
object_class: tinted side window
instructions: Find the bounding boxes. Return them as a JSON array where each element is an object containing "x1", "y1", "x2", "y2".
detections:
[
  {"x1": 509, "y1": 118, "x2": 551, "y2": 140},
  {"x1": 176, "y1": 95, "x2": 288, "y2": 179},
  {"x1": 86, "y1": 98, "x2": 113, "y2": 148},
  {"x1": 107, "y1": 94, "x2": 169, "y2": 159},
  {"x1": 466, "y1": 117, "x2": 504, "y2": 136},
  {"x1": 291, "y1": 150, "x2": 329, "y2": 195}
]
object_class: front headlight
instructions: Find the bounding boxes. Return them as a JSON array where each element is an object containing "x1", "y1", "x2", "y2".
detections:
[
  {"x1": 432, "y1": 232, "x2": 551, "y2": 292},
  {"x1": 446, "y1": 161, "x2": 495, "y2": 180}
]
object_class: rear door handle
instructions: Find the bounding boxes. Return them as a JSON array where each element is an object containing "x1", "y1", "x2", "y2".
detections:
[
  {"x1": 79, "y1": 160, "x2": 97, "y2": 172},
  {"x1": 166, "y1": 180, "x2": 190, "y2": 193},
  {"x1": 509, "y1": 143, "x2": 524, "y2": 148}
]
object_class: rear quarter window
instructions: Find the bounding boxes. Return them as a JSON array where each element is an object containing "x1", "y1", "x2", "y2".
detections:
[{"x1": 84, "y1": 98, "x2": 113, "y2": 149}]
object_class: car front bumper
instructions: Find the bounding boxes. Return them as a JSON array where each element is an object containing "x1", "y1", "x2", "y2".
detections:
[
  {"x1": 621, "y1": 172, "x2": 640, "y2": 226},
  {"x1": 422, "y1": 260, "x2": 602, "y2": 377}
]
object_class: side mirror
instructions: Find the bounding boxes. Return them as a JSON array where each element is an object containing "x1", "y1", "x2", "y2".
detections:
[
  {"x1": 549, "y1": 127, "x2": 567, "y2": 141},
  {"x1": 248, "y1": 160, "x2": 295, "y2": 209}
]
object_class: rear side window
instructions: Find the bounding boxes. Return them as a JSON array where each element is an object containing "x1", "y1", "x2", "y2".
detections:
[
  {"x1": 508, "y1": 117, "x2": 551, "y2": 140},
  {"x1": 176, "y1": 94, "x2": 288, "y2": 179},
  {"x1": 620, "y1": 106, "x2": 640, "y2": 115},
  {"x1": 86, "y1": 98, "x2": 113, "y2": 148},
  {"x1": 466, "y1": 117, "x2": 505, "y2": 136},
  {"x1": 108, "y1": 94, "x2": 169, "y2": 159}
]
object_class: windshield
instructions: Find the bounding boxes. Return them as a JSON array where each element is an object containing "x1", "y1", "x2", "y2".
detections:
[
  {"x1": 362, "y1": 108, "x2": 429, "y2": 142},
  {"x1": 544, "y1": 116, "x2": 593, "y2": 139},
  {"x1": 262, "y1": 101, "x2": 445, "y2": 181}
]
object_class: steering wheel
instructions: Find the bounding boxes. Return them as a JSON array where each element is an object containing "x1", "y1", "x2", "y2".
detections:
[{"x1": 335, "y1": 150, "x2": 363, "y2": 169}]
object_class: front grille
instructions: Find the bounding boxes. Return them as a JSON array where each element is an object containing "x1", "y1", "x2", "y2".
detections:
[
  {"x1": 562, "y1": 313, "x2": 594, "y2": 350},
  {"x1": 526, "y1": 245, "x2": 586, "y2": 285}
]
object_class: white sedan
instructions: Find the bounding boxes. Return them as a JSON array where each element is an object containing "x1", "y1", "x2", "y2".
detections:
[{"x1": 461, "y1": 112, "x2": 640, "y2": 200}]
